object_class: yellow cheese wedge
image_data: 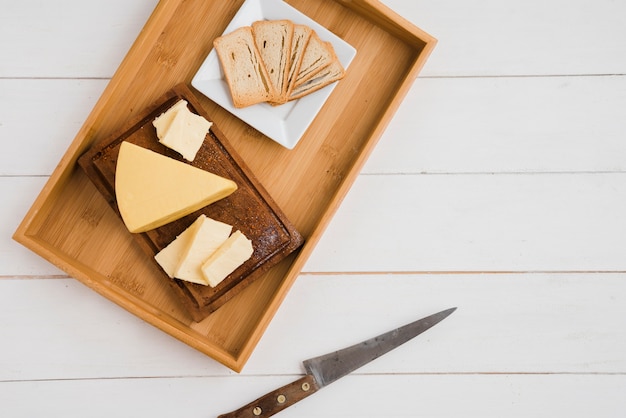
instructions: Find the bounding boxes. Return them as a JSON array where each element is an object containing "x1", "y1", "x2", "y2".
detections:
[
  {"x1": 115, "y1": 142, "x2": 237, "y2": 233},
  {"x1": 152, "y1": 99, "x2": 212, "y2": 162},
  {"x1": 201, "y1": 230, "x2": 253, "y2": 287},
  {"x1": 174, "y1": 215, "x2": 232, "y2": 285},
  {"x1": 154, "y1": 215, "x2": 205, "y2": 278}
]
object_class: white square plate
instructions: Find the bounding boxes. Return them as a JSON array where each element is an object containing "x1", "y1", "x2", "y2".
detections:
[{"x1": 191, "y1": 0, "x2": 357, "y2": 149}]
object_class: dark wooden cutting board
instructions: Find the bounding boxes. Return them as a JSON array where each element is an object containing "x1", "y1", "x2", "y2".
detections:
[{"x1": 78, "y1": 84, "x2": 304, "y2": 321}]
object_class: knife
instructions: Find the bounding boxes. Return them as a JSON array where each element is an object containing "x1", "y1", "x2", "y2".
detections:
[{"x1": 217, "y1": 307, "x2": 456, "y2": 418}]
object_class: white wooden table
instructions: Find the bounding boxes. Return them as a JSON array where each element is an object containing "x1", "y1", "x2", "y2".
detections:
[{"x1": 2, "y1": 1, "x2": 625, "y2": 416}]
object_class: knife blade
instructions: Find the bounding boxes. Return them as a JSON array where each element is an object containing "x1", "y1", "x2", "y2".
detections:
[{"x1": 217, "y1": 307, "x2": 456, "y2": 418}]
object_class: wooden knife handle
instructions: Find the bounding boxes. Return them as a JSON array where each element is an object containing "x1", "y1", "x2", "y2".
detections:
[{"x1": 218, "y1": 374, "x2": 320, "y2": 418}]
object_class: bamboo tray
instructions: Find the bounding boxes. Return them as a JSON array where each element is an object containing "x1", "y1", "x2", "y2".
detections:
[{"x1": 13, "y1": 0, "x2": 436, "y2": 372}]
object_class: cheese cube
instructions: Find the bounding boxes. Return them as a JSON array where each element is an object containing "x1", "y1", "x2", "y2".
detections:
[{"x1": 201, "y1": 230, "x2": 253, "y2": 287}]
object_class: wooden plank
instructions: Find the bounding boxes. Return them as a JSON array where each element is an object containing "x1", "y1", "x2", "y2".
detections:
[
  {"x1": 2, "y1": 273, "x2": 624, "y2": 380},
  {"x1": 304, "y1": 173, "x2": 626, "y2": 272},
  {"x1": 4, "y1": 74, "x2": 626, "y2": 177},
  {"x1": 217, "y1": 374, "x2": 626, "y2": 417},
  {"x1": 0, "y1": 277, "x2": 223, "y2": 382},
  {"x1": 4, "y1": 0, "x2": 626, "y2": 79},
  {"x1": 1, "y1": 176, "x2": 63, "y2": 277},
  {"x1": 1, "y1": 374, "x2": 624, "y2": 417},
  {"x1": 0, "y1": 0, "x2": 158, "y2": 78},
  {"x1": 7, "y1": 171, "x2": 626, "y2": 276},
  {"x1": 0, "y1": 79, "x2": 108, "y2": 176},
  {"x1": 382, "y1": 0, "x2": 626, "y2": 76},
  {"x1": 364, "y1": 75, "x2": 626, "y2": 174},
  {"x1": 256, "y1": 273, "x2": 626, "y2": 374}
]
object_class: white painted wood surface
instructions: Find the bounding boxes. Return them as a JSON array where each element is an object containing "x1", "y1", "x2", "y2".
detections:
[{"x1": 2, "y1": 1, "x2": 625, "y2": 417}]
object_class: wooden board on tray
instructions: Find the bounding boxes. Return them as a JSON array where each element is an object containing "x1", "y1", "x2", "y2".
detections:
[
  {"x1": 13, "y1": 0, "x2": 436, "y2": 372},
  {"x1": 77, "y1": 84, "x2": 304, "y2": 322}
]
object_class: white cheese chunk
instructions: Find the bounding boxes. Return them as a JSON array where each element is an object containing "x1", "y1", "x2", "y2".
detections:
[
  {"x1": 152, "y1": 99, "x2": 212, "y2": 162},
  {"x1": 201, "y1": 230, "x2": 253, "y2": 288},
  {"x1": 154, "y1": 215, "x2": 205, "y2": 278},
  {"x1": 152, "y1": 99, "x2": 187, "y2": 140},
  {"x1": 174, "y1": 215, "x2": 233, "y2": 285}
]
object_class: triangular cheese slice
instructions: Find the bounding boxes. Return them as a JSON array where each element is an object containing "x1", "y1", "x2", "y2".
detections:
[
  {"x1": 154, "y1": 214, "x2": 205, "y2": 278},
  {"x1": 152, "y1": 99, "x2": 188, "y2": 140},
  {"x1": 174, "y1": 215, "x2": 232, "y2": 285},
  {"x1": 115, "y1": 141, "x2": 237, "y2": 233}
]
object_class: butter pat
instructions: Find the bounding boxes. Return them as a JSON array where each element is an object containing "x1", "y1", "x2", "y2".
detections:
[
  {"x1": 154, "y1": 215, "x2": 205, "y2": 278},
  {"x1": 115, "y1": 142, "x2": 237, "y2": 233},
  {"x1": 174, "y1": 215, "x2": 232, "y2": 285},
  {"x1": 152, "y1": 99, "x2": 212, "y2": 162},
  {"x1": 201, "y1": 230, "x2": 253, "y2": 287}
]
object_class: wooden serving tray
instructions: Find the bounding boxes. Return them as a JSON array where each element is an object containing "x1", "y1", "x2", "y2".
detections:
[
  {"x1": 77, "y1": 84, "x2": 304, "y2": 322},
  {"x1": 13, "y1": 0, "x2": 436, "y2": 371}
]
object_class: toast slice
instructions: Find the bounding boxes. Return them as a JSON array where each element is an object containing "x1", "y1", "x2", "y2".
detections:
[
  {"x1": 213, "y1": 26, "x2": 277, "y2": 108},
  {"x1": 289, "y1": 31, "x2": 334, "y2": 93},
  {"x1": 288, "y1": 58, "x2": 345, "y2": 101},
  {"x1": 272, "y1": 23, "x2": 313, "y2": 105},
  {"x1": 252, "y1": 20, "x2": 294, "y2": 103},
  {"x1": 214, "y1": 22, "x2": 347, "y2": 108}
]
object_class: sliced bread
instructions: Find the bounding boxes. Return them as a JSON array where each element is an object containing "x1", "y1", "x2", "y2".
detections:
[
  {"x1": 288, "y1": 58, "x2": 345, "y2": 101},
  {"x1": 213, "y1": 21, "x2": 346, "y2": 108},
  {"x1": 252, "y1": 20, "x2": 294, "y2": 103},
  {"x1": 213, "y1": 26, "x2": 277, "y2": 108},
  {"x1": 289, "y1": 31, "x2": 334, "y2": 92},
  {"x1": 275, "y1": 23, "x2": 313, "y2": 104}
]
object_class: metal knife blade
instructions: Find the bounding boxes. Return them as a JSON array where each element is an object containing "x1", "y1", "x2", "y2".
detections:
[{"x1": 217, "y1": 307, "x2": 456, "y2": 418}]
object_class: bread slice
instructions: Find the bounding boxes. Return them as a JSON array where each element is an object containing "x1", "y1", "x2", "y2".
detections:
[
  {"x1": 269, "y1": 23, "x2": 312, "y2": 105},
  {"x1": 252, "y1": 20, "x2": 294, "y2": 103},
  {"x1": 214, "y1": 22, "x2": 347, "y2": 108},
  {"x1": 213, "y1": 26, "x2": 277, "y2": 108},
  {"x1": 289, "y1": 31, "x2": 334, "y2": 93},
  {"x1": 288, "y1": 58, "x2": 345, "y2": 101}
]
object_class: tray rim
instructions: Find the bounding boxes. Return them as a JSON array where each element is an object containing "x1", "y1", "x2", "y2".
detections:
[{"x1": 13, "y1": 0, "x2": 437, "y2": 372}]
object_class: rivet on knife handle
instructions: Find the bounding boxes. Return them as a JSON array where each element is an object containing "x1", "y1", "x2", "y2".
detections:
[{"x1": 217, "y1": 375, "x2": 319, "y2": 418}]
